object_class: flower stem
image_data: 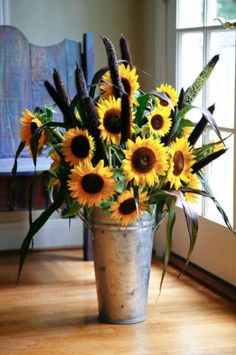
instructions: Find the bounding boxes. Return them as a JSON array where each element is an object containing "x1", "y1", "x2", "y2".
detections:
[{"x1": 53, "y1": 129, "x2": 64, "y2": 142}]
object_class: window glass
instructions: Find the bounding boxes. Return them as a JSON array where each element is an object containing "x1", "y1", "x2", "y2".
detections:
[
  {"x1": 207, "y1": 0, "x2": 236, "y2": 25},
  {"x1": 177, "y1": 32, "x2": 203, "y2": 121},
  {"x1": 177, "y1": 0, "x2": 235, "y2": 227},
  {"x1": 206, "y1": 30, "x2": 236, "y2": 128},
  {"x1": 177, "y1": 0, "x2": 204, "y2": 28},
  {"x1": 178, "y1": 32, "x2": 203, "y2": 89},
  {"x1": 204, "y1": 130, "x2": 234, "y2": 224}
]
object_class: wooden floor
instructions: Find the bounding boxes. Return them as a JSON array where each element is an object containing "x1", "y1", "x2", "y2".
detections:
[{"x1": 0, "y1": 249, "x2": 235, "y2": 355}]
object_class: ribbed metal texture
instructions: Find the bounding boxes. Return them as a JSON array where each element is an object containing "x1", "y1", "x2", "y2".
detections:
[{"x1": 90, "y1": 208, "x2": 155, "y2": 324}]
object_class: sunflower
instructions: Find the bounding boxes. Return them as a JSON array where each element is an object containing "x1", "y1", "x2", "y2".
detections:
[
  {"x1": 156, "y1": 83, "x2": 179, "y2": 107},
  {"x1": 97, "y1": 96, "x2": 122, "y2": 144},
  {"x1": 147, "y1": 106, "x2": 172, "y2": 137},
  {"x1": 182, "y1": 126, "x2": 193, "y2": 137},
  {"x1": 212, "y1": 141, "x2": 225, "y2": 153},
  {"x1": 122, "y1": 136, "x2": 168, "y2": 187},
  {"x1": 110, "y1": 188, "x2": 148, "y2": 226},
  {"x1": 62, "y1": 128, "x2": 94, "y2": 166},
  {"x1": 100, "y1": 63, "x2": 140, "y2": 105},
  {"x1": 49, "y1": 150, "x2": 61, "y2": 172},
  {"x1": 19, "y1": 109, "x2": 46, "y2": 152},
  {"x1": 166, "y1": 137, "x2": 195, "y2": 190},
  {"x1": 184, "y1": 173, "x2": 200, "y2": 203},
  {"x1": 68, "y1": 160, "x2": 116, "y2": 207}
]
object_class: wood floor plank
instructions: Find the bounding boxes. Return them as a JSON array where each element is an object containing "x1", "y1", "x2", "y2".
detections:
[{"x1": 0, "y1": 249, "x2": 235, "y2": 354}]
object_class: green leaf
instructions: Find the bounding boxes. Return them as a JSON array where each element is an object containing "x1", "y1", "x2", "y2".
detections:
[
  {"x1": 159, "y1": 195, "x2": 177, "y2": 291},
  {"x1": 61, "y1": 200, "x2": 82, "y2": 218},
  {"x1": 11, "y1": 140, "x2": 26, "y2": 177},
  {"x1": 113, "y1": 167, "x2": 125, "y2": 180},
  {"x1": 155, "y1": 200, "x2": 167, "y2": 228},
  {"x1": 174, "y1": 191, "x2": 198, "y2": 261},
  {"x1": 197, "y1": 172, "x2": 235, "y2": 232},
  {"x1": 135, "y1": 94, "x2": 150, "y2": 126},
  {"x1": 17, "y1": 185, "x2": 66, "y2": 282},
  {"x1": 183, "y1": 54, "x2": 219, "y2": 106},
  {"x1": 169, "y1": 105, "x2": 193, "y2": 140}
]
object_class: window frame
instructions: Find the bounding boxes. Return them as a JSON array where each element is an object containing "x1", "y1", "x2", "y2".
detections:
[
  {"x1": 176, "y1": 22, "x2": 236, "y2": 228},
  {"x1": 154, "y1": 0, "x2": 236, "y2": 286}
]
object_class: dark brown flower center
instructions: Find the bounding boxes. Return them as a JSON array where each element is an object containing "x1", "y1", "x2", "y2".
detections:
[
  {"x1": 132, "y1": 147, "x2": 156, "y2": 173},
  {"x1": 30, "y1": 122, "x2": 39, "y2": 134},
  {"x1": 119, "y1": 197, "x2": 136, "y2": 215},
  {"x1": 121, "y1": 77, "x2": 131, "y2": 96},
  {"x1": 71, "y1": 135, "x2": 90, "y2": 158},
  {"x1": 159, "y1": 92, "x2": 170, "y2": 107},
  {"x1": 81, "y1": 173, "x2": 104, "y2": 194},
  {"x1": 173, "y1": 151, "x2": 184, "y2": 176},
  {"x1": 104, "y1": 109, "x2": 121, "y2": 134},
  {"x1": 151, "y1": 114, "x2": 164, "y2": 130}
]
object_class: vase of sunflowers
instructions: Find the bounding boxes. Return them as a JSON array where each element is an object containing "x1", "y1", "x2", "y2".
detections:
[{"x1": 13, "y1": 35, "x2": 234, "y2": 323}]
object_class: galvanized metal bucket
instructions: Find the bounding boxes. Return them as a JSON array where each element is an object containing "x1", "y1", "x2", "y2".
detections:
[{"x1": 90, "y1": 207, "x2": 155, "y2": 324}]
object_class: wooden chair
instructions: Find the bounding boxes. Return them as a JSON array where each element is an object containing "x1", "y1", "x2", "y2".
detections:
[{"x1": 0, "y1": 25, "x2": 95, "y2": 259}]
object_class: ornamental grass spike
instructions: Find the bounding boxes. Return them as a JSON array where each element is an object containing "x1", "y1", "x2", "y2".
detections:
[
  {"x1": 44, "y1": 71, "x2": 75, "y2": 126},
  {"x1": 120, "y1": 34, "x2": 132, "y2": 66},
  {"x1": 188, "y1": 104, "x2": 215, "y2": 146},
  {"x1": 53, "y1": 68, "x2": 70, "y2": 107},
  {"x1": 183, "y1": 55, "x2": 219, "y2": 106},
  {"x1": 44, "y1": 80, "x2": 69, "y2": 116},
  {"x1": 102, "y1": 36, "x2": 124, "y2": 98},
  {"x1": 75, "y1": 64, "x2": 89, "y2": 99},
  {"x1": 192, "y1": 148, "x2": 226, "y2": 173},
  {"x1": 81, "y1": 96, "x2": 108, "y2": 165},
  {"x1": 120, "y1": 93, "x2": 131, "y2": 144}
]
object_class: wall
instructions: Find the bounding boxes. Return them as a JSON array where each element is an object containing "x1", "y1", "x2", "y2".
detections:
[
  {"x1": 8, "y1": 0, "x2": 158, "y2": 89},
  {"x1": 8, "y1": 0, "x2": 143, "y2": 70}
]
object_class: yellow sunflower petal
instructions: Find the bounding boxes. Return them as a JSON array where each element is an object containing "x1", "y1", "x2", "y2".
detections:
[
  {"x1": 147, "y1": 106, "x2": 172, "y2": 137},
  {"x1": 109, "y1": 188, "x2": 148, "y2": 225},
  {"x1": 156, "y1": 83, "x2": 179, "y2": 107},
  {"x1": 166, "y1": 137, "x2": 195, "y2": 190},
  {"x1": 122, "y1": 136, "x2": 168, "y2": 187},
  {"x1": 184, "y1": 173, "x2": 200, "y2": 203},
  {"x1": 97, "y1": 96, "x2": 122, "y2": 144},
  {"x1": 19, "y1": 109, "x2": 45, "y2": 153},
  {"x1": 100, "y1": 64, "x2": 140, "y2": 106},
  {"x1": 62, "y1": 128, "x2": 94, "y2": 166},
  {"x1": 68, "y1": 160, "x2": 116, "y2": 207}
]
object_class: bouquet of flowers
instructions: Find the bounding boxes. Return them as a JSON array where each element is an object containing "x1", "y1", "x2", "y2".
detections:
[{"x1": 13, "y1": 35, "x2": 233, "y2": 284}]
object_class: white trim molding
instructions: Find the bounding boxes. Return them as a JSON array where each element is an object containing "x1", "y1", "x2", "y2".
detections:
[{"x1": 0, "y1": 0, "x2": 9, "y2": 25}]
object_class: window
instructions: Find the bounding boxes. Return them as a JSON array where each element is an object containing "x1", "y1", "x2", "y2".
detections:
[
  {"x1": 176, "y1": 0, "x2": 236, "y2": 227},
  {"x1": 154, "y1": 0, "x2": 236, "y2": 285}
]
